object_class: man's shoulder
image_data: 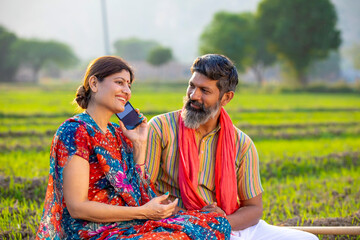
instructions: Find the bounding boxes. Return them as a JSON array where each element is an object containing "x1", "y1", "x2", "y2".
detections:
[
  {"x1": 233, "y1": 125, "x2": 254, "y2": 147},
  {"x1": 149, "y1": 110, "x2": 181, "y2": 126},
  {"x1": 148, "y1": 110, "x2": 181, "y2": 139},
  {"x1": 233, "y1": 125, "x2": 246, "y2": 137}
]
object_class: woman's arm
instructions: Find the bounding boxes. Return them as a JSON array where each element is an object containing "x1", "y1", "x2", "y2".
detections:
[
  {"x1": 63, "y1": 155, "x2": 178, "y2": 222},
  {"x1": 118, "y1": 111, "x2": 148, "y2": 177},
  {"x1": 132, "y1": 140, "x2": 147, "y2": 177}
]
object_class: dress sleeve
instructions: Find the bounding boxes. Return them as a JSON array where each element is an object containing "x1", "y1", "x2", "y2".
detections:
[
  {"x1": 145, "y1": 117, "x2": 163, "y2": 184},
  {"x1": 54, "y1": 122, "x2": 91, "y2": 168},
  {"x1": 235, "y1": 132, "x2": 263, "y2": 200},
  {"x1": 135, "y1": 165, "x2": 156, "y2": 192}
]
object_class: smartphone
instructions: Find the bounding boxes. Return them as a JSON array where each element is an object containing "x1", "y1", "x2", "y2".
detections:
[{"x1": 115, "y1": 102, "x2": 143, "y2": 130}]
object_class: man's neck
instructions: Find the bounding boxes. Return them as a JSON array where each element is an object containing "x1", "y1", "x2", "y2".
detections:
[{"x1": 195, "y1": 112, "x2": 220, "y2": 138}]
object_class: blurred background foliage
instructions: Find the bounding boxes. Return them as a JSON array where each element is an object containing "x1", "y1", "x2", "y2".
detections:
[
  {"x1": 0, "y1": 26, "x2": 79, "y2": 83},
  {"x1": 0, "y1": 0, "x2": 359, "y2": 89},
  {"x1": 1, "y1": 0, "x2": 360, "y2": 238}
]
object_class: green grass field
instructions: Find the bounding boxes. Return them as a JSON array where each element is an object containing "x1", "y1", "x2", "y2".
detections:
[{"x1": 1, "y1": 82, "x2": 359, "y2": 239}]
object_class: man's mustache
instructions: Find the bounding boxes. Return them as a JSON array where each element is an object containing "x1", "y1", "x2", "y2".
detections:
[{"x1": 186, "y1": 99, "x2": 205, "y2": 111}]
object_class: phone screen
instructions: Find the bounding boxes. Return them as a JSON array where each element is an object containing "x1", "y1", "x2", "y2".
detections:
[{"x1": 115, "y1": 102, "x2": 143, "y2": 130}]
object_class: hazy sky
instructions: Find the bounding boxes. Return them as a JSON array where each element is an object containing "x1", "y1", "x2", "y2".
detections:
[
  {"x1": 0, "y1": 0, "x2": 260, "y2": 63},
  {"x1": 0, "y1": 0, "x2": 359, "y2": 64}
]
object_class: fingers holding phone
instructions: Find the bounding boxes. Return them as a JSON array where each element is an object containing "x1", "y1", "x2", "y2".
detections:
[
  {"x1": 116, "y1": 102, "x2": 148, "y2": 143},
  {"x1": 135, "y1": 110, "x2": 147, "y2": 125},
  {"x1": 116, "y1": 102, "x2": 143, "y2": 130}
]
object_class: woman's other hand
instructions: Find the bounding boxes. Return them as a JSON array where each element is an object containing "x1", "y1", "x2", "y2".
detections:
[
  {"x1": 63, "y1": 156, "x2": 177, "y2": 222},
  {"x1": 141, "y1": 193, "x2": 179, "y2": 220}
]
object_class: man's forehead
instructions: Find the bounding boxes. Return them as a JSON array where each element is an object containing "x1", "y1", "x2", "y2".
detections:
[{"x1": 189, "y1": 72, "x2": 218, "y2": 86}]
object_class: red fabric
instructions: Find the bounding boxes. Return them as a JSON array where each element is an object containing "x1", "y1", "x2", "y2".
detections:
[{"x1": 178, "y1": 107, "x2": 239, "y2": 215}]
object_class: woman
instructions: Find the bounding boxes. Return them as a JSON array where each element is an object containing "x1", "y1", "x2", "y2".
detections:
[{"x1": 36, "y1": 56, "x2": 231, "y2": 239}]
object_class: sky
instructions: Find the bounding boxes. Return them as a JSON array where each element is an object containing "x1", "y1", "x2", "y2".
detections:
[
  {"x1": 0, "y1": 0, "x2": 359, "y2": 64},
  {"x1": 0, "y1": 0, "x2": 260, "y2": 63}
]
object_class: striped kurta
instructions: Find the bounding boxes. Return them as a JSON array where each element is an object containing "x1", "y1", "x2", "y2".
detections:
[{"x1": 145, "y1": 110, "x2": 263, "y2": 208}]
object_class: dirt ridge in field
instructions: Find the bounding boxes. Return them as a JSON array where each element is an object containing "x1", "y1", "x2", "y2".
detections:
[{"x1": 279, "y1": 211, "x2": 360, "y2": 240}]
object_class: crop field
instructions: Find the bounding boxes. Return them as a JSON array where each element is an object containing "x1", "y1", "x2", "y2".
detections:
[{"x1": 0, "y1": 82, "x2": 359, "y2": 239}]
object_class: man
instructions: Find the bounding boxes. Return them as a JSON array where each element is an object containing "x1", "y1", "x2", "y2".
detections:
[{"x1": 145, "y1": 54, "x2": 318, "y2": 240}]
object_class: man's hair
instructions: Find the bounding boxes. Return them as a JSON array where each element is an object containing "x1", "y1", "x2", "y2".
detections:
[{"x1": 190, "y1": 54, "x2": 238, "y2": 94}]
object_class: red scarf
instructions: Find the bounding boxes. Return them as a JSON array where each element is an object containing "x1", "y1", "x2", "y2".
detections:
[{"x1": 178, "y1": 107, "x2": 239, "y2": 215}]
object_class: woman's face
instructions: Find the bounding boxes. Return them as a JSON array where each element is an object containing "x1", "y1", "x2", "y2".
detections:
[{"x1": 92, "y1": 70, "x2": 132, "y2": 114}]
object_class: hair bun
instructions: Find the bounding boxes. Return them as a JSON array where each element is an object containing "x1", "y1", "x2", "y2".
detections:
[{"x1": 75, "y1": 85, "x2": 89, "y2": 109}]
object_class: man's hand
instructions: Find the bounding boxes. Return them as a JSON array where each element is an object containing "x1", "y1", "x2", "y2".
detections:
[
  {"x1": 201, "y1": 202, "x2": 226, "y2": 216},
  {"x1": 173, "y1": 205, "x2": 186, "y2": 215},
  {"x1": 161, "y1": 197, "x2": 185, "y2": 215}
]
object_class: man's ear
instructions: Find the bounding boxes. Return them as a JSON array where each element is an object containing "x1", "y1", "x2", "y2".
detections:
[
  {"x1": 88, "y1": 76, "x2": 98, "y2": 93},
  {"x1": 220, "y1": 91, "x2": 234, "y2": 106}
]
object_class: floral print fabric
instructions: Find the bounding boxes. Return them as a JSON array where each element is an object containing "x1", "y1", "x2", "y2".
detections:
[{"x1": 36, "y1": 113, "x2": 231, "y2": 239}]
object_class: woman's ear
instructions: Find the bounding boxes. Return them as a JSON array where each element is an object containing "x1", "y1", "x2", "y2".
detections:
[
  {"x1": 88, "y1": 76, "x2": 98, "y2": 93},
  {"x1": 220, "y1": 91, "x2": 234, "y2": 107}
]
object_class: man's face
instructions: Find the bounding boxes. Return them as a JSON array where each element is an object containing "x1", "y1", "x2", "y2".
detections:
[{"x1": 181, "y1": 72, "x2": 222, "y2": 129}]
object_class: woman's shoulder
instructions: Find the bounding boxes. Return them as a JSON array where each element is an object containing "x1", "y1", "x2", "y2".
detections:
[{"x1": 55, "y1": 114, "x2": 88, "y2": 138}]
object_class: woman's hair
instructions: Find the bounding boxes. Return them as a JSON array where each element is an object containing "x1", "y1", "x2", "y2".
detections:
[
  {"x1": 75, "y1": 56, "x2": 134, "y2": 109},
  {"x1": 190, "y1": 54, "x2": 238, "y2": 95}
]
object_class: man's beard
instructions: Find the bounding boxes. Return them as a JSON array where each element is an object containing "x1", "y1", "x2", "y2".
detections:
[{"x1": 181, "y1": 96, "x2": 221, "y2": 129}]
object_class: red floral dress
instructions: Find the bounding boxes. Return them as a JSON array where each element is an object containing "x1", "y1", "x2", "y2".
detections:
[{"x1": 36, "y1": 113, "x2": 231, "y2": 239}]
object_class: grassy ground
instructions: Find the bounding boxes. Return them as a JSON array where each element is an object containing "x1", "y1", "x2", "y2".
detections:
[{"x1": 1, "y1": 82, "x2": 359, "y2": 239}]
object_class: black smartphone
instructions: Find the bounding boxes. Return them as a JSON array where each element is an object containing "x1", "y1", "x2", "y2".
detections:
[{"x1": 115, "y1": 102, "x2": 143, "y2": 130}]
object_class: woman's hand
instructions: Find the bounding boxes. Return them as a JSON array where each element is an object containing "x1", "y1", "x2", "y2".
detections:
[
  {"x1": 118, "y1": 109, "x2": 148, "y2": 145},
  {"x1": 63, "y1": 156, "x2": 178, "y2": 223},
  {"x1": 141, "y1": 193, "x2": 179, "y2": 220}
]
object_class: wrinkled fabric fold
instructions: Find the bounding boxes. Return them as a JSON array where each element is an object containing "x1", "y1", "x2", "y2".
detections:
[{"x1": 178, "y1": 107, "x2": 239, "y2": 215}]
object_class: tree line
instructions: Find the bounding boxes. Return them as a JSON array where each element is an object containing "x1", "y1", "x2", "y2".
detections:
[
  {"x1": 0, "y1": 26, "x2": 78, "y2": 83},
  {"x1": 199, "y1": 0, "x2": 341, "y2": 86},
  {"x1": 113, "y1": 38, "x2": 173, "y2": 66},
  {"x1": 0, "y1": 26, "x2": 174, "y2": 83},
  {"x1": 1, "y1": 0, "x2": 348, "y2": 86}
]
